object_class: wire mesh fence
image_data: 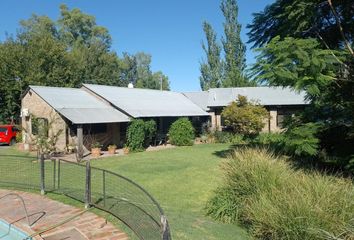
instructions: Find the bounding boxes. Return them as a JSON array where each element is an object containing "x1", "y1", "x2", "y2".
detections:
[{"x1": 0, "y1": 155, "x2": 171, "y2": 240}]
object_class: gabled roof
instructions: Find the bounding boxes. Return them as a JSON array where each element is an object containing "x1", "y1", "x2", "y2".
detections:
[
  {"x1": 82, "y1": 84, "x2": 208, "y2": 118},
  {"x1": 182, "y1": 91, "x2": 210, "y2": 111},
  {"x1": 184, "y1": 87, "x2": 307, "y2": 109},
  {"x1": 28, "y1": 86, "x2": 130, "y2": 124}
]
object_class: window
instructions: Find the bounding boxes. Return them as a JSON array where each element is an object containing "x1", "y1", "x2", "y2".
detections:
[
  {"x1": 32, "y1": 118, "x2": 48, "y2": 137},
  {"x1": 0, "y1": 128, "x2": 7, "y2": 133},
  {"x1": 277, "y1": 110, "x2": 293, "y2": 128},
  {"x1": 277, "y1": 114, "x2": 285, "y2": 128}
]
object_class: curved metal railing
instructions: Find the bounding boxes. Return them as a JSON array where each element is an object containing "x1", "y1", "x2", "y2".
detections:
[
  {"x1": 0, "y1": 193, "x2": 31, "y2": 226},
  {"x1": 0, "y1": 155, "x2": 171, "y2": 240}
]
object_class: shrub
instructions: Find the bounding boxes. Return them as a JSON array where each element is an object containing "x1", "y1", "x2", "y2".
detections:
[
  {"x1": 126, "y1": 119, "x2": 146, "y2": 152},
  {"x1": 168, "y1": 118, "x2": 195, "y2": 146},
  {"x1": 213, "y1": 131, "x2": 246, "y2": 145},
  {"x1": 282, "y1": 122, "x2": 321, "y2": 157},
  {"x1": 252, "y1": 132, "x2": 283, "y2": 145},
  {"x1": 221, "y1": 95, "x2": 268, "y2": 135},
  {"x1": 126, "y1": 119, "x2": 157, "y2": 152},
  {"x1": 251, "y1": 132, "x2": 284, "y2": 153},
  {"x1": 16, "y1": 130, "x2": 22, "y2": 143},
  {"x1": 144, "y1": 119, "x2": 157, "y2": 146},
  {"x1": 206, "y1": 148, "x2": 354, "y2": 240}
]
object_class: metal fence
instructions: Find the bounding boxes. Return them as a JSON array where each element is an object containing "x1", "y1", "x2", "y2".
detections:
[{"x1": 0, "y1": 154, "x2": 171, "y2": 240}]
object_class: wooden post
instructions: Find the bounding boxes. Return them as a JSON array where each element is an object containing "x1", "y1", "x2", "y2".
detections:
[{"x1": 77, "y1": 124, "x2": 83, "y2": 161}]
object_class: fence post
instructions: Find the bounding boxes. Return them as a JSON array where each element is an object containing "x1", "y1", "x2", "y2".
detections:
[
  {"x1": 53, "y1": 159, "x2": 56, "y2": 190},
  {"x1": 161, "y1": 216, "x2": 171, "y2": 240},
  {"x1": 85, "y1": 160, "x2": 91, "y2": 209},
  {"x1": 40, "y1": 153, "x2": 45, "y2": 195},
  {"x1": 57, "y1": 159, "x2": 61, "y2": 189},
  {"x1": 103, "y1": 170, "x2": 106, "y2": 207}
]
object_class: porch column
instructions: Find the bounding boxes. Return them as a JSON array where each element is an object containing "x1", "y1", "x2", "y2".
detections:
[
  {"x1": 77, "y1": 124, "x2": 83, "y2": 160},
  {"x1": 216, "y1": 114, "x2": 222, "y2": 131},
  {"x1": 210, "y1": 112, "x2": 216, "y2": 131},
  {"x1": 269, "y1": 110, "x2": 278, "y2": 132}
]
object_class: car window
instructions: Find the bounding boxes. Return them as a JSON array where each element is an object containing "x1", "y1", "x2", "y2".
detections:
[
  {"x1": 12, "y1": 127, "x2": 19, "y2": 132},
  {"x1": 0, "y1": 127, "x2": 7, "y2": 133}
]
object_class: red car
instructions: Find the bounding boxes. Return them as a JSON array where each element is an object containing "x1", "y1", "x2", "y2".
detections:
[{"x1": 0, "y1": 125, "x2": 19, "y2": 146}]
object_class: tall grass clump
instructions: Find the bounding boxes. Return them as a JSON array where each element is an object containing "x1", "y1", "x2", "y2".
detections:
[{"x1": 206, "y1": 148, "x2": 354, "y2": 239}]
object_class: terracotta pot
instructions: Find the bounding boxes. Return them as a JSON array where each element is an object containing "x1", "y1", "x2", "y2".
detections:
[
  {"x1": 91, "y1": 147, "x2": 101, "y2": 158},
  {"x1": 123, "y1": 147, "x2": 130, "y2": 155},
  {"x1": 108, "y1": 147, "x2": 117, "y2": 154}
]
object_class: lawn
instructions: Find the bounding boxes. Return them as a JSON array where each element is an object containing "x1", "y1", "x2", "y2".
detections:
[{"x1": 0, "y1": 144, "x2": 249, "y2": 240}]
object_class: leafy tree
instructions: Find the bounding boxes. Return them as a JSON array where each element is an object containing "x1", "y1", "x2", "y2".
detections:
[
  {"x1": 247, "y1": 0, "x2": 354, "y2": 51},
  {"x1": 249, "y1": 0, "x2": 354, "y2": 170},
  {"x1": 199, "y1": 0, "x2": 253, "y2": 89},
  {"x1": 0, "y1": 5, "x2": 169, "y2": 122},
  {"x1": 220, "y1": 0, "x2": 248, "y2": 87},
  {"x1": 120, "y1": 52, "x2": 138, "y2": 86},
  {"x1": 221, "y1": 95, "x2": 268, "y2": 135},
  {"x1": 58, "y1": 4, "x2": 111, "y2": 49},
  {"x1": 151, "y1": 71, "x2": 170, "y2": 90},
  {"x1": 123, "y1": 52, "x2": 170, "y2": 90},
  {"x1": 200, "y1": 22, "x2": 223, "y2": 90},
  {"x1": 252, "y1": 36, "x2": 339, "y2": 98}
]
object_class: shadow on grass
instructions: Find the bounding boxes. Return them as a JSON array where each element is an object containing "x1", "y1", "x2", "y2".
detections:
[{"x1": 213, "y1": 144, "x2": 246, "y2": 159}]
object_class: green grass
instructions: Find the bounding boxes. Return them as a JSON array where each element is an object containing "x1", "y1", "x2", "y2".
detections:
[
  {"x1": 0, "y1": 144, "x2": 249, "y2": 240},
  {"x1": 206, "y1": 148, "x2": 354, "y2": 240}
]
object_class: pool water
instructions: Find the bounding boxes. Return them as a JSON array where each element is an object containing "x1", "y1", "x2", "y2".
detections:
[{"x1": 0, "y1": 219, "x2": 31, "y2": 240}]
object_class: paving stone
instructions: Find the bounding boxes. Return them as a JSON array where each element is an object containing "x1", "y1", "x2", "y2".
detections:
[{"x1": 0, "y1": 189, "x2": 128, "y2": 240}]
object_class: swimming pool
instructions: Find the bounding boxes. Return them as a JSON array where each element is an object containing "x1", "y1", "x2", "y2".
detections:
[{"x1": 0, "y1": 219, "x2": 31, "y2": 240}]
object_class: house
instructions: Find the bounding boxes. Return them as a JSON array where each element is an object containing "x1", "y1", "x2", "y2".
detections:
[
  {"x1": 21, "y1": 84, "x2": 307, "y2": 157},
  {"x1": 21, "y1": 84, "x2": 208, "y2": 156},
  {"x1": 183, "y1": 87, "x2": 308, "y2": 132}
]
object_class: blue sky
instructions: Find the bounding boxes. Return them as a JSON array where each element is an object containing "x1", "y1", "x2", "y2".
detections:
[{"x1": 0, "y1": 0, "x2": 273, "y2": 91}]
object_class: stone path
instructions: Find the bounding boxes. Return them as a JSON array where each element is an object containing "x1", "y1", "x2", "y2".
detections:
[{"x1": 0, "y1": 189, "x2": 128, "y2": 240}]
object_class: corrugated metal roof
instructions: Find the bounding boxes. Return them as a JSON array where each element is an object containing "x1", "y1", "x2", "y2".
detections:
[
  {"x1": 206, "y1": 87, "x2": 307, "y2": 107},
  {"x1": 183, "y1": 87, "x2": 307, "y2": 109},
  {"x1": 182, "y1": 92, "x2": 210, "y2": 111},
  {"x1": 83, "y1": 84, "x2": 209, "y2": 118},
  {"x1": 29, "y1": 86, "x2": 130, "y2": 124}
]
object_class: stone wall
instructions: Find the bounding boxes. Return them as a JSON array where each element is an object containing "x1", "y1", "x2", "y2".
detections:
[
  {"x1": 210, "y1": 106, "x2": 301, "y2": 133},
  {"x1": 21, "y1": 90, "x2": 67, "y2": 151}
]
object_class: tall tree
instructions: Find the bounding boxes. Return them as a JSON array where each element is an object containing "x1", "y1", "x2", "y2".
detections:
[
  {"x1": 220, "y1": 0, "x2": 248, "y2": 87},
  {"x1": 249, "y1": 0, "x2": 354, "y2": 170},
  {"x1": 200, "y1": 22, "x2": 223, "y2": 90},
  {"x1": 121, "y1": 52, "x2": 170, "y2": 90},
  {"x1": 0, "y1": 5, "x2": 170, "y2": 123}
]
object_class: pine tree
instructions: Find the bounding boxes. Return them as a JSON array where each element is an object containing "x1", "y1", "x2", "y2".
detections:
[
  {"x1": 199, "y1": 22, "x2": 223, "y2": 90},
  {"x1": 221, "y1": 0, "x2": 248, "y2": 87}
]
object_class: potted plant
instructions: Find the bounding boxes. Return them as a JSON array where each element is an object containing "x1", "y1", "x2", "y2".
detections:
[
  {"x1": 108, "y1": 144, "x2": 117, "y2": 154},
  {"x1": 91, "y1": 142, "x2": 102, "y2": 158}
]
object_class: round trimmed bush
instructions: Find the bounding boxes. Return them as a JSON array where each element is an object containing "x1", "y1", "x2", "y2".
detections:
[{"x1": 168, "y1": 118, "x2": 195, "y2": 146}]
